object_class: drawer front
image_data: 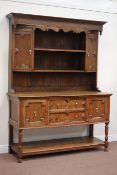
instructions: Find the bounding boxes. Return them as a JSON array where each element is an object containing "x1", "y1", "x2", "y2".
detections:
[
  {"x1": 49, "y1": 97, "x2": 86, "y2": 126},
  {"x1": 69, "y1": 112, "x2": 86, "y2": 123},
  {"x1": 86, "y1": 97, "x2": 108, "y2": 122},
  {"x1": 49, "y1": 97, "x2": 86, "y2": 111},
  {"x1": 23, "y1": 99, "x2": 48, "y2": 127},
  {"x1": 49, "y1": 113, "x2": 68, "y2": 125},
  {"x1": 49, "y1": 112, "x2": 86, "y2": 125}
]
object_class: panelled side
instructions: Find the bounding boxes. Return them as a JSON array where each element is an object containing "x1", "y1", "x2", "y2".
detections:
[{"x1": 9, "y1": 96, "x2": 19, "y2": 128}]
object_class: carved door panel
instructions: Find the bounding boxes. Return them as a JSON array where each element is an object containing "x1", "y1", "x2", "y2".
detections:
[
  {"x1": 85, "y1": 31, "x2": 98, "y2": 71},
  {"x1": 13, "y1": 31, "x2": 33, "y2": 70},
  {"x1": 23, "y1": 100, "x2": 48, "y2": 127},
  {"x1": 86, "y1": 97, "x2": 107, "y2": 122}
]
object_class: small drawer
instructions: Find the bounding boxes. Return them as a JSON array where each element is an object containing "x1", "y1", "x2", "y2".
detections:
[
  {"x1": 69, "y1": 112, "x2": 86, "y2": 123},
  {"x1": 49, "y1": 112, "x2": 86, "y2": 126},
  {"x1": 49, "y1": 113, "x2": 68, "y2": 125},
  {"x1": 49, "y1": 97, "x2": 86, "y2": 111},
  {"x1": 22, "y1": 99, "x2": 48, "y2": 127}
]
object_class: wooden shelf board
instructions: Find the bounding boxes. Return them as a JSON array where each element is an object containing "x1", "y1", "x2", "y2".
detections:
[
  {"x1": 32, "y1": 70, "x2": 86, "y2": 73},
  {"x1": 12, "y1": 69, "x2": 96, "y2": 73},
  {"x1": 34, "y1": 48, "x2": 86, "y2": 53},
  {"x1": 8, "y1": 90, "x2": 111, "y2": 98},
  {"x1": 11, "y1": 137, "x2": 104, "y2": 156}
]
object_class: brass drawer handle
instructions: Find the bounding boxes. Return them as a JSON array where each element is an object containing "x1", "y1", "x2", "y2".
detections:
[
  {"x1": 76, "y1": 102, "x2": 78, "y2": 108},
  {"x1": 96, "y1": 108, "x2": 99, "y2": 113},
  {"x1": 57, "y1": 104, "x2": 59, "y2": 108},
  {"x1": 92, "y1": 50, "x2": 96, "y2": 57},
  {"x1": 33, "y1": 111, "x2": 37, "y2": 117},
  {"x1": 82, "y1": 113, "x2": 86, "y2": 117},
  {"x1": 87, "y1": 52, "x2": 90, "y2": 57},
  {"x1": 15, "y1": 48, "x2": 19, "y2": 54},
  {"x1": 75, "y1": 114, "x2": 78, "y2": 119},
  {"x1": 25, "y1": 118, "x2": 30, "y2": 122},
  {"x1": 82, "y1": 101, "x2": 85, "y2": 105},
  {"x1": 28, "y1": 49, "x2": 32, "y2": 55},
  {"x1": 39, "y1": 117, "x2": 45, "y2": 121}
]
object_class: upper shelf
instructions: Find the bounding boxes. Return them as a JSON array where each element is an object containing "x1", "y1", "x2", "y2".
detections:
[{"x1": 34, "y1": 48, "x2": 86, "y2": 53}]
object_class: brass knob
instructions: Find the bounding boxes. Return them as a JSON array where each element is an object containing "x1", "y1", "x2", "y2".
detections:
[
  {"x1": 25, "y1": 118, "x2": 30, "y2": 122},
  {"x1": 87, "y1": 52, "x2": 90, "y2": 57},
  {"x1": 21, "y1": 64, "x2": 26, "y2": 68},
  {"x1": 92, "y1": 50, "x2": 96, "y2": 57},
  {"x1": 76, "y1": 102, "x2": 78, "y2": 107},
  {"x1": 82, "y1": 113, "x2": 85, "y2": 117},
  {"x1": 82, "y1": 101, "x2": 85, "y2": 105},
  {"x1": 33, "y1": 111, "x2": 37, "y2": 117},
  {"x1": 28, "y1": 49, "x2": 32, "y2": 55},
  {"x1": 15, "y1": 48, "x2": 19, "y2": 54},
  {"x1": 75, "y1": 114, "x2": 78, "y2": 119},
  {"x1": 96, "y1": 108, "x2": 99, "y2": 113},
  {"x1": 39, "y1": 117, "x2": 45, "y2": 121}
]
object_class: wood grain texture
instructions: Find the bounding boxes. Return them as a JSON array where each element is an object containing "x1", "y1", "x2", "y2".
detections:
[
  {"x1": 8, "y1": 91, "x2": 111, "y2": 98},
  {"x1": 7, "y1": 13, "x2": 111, "y2": 162}
]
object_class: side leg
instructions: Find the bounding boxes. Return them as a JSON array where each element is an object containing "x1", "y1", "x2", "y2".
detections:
[
  {"x1": 9, "y1": 124, "x2": 13, "y2": 153},
  {"x1": 104, "y1": 122, "x2": 109, "y2": 152},
  {"x1": 89, "y1": 124, "x2": 94, "y2": 138},
  {"x1": 18, "y1": 129, "x2": 23, "y2": 163}
]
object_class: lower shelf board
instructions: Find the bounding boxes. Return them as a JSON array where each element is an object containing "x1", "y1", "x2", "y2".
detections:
[{"x1": 11, "y1": 137, "x2": 104, "y2": 156}]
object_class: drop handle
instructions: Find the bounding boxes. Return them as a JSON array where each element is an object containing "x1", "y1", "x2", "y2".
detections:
[
  {"x1": 75, "y1": 114, "x2": 78, "y2": 119},
  {"x1": 96, "y1": 108, "x2": 99, "y2": 113},
  {"x1": 39, "y1": 116, "x2": 45, "y2": 121},
  {"x1": 25, "y1": 118, "x2": 30, "y2": 122},
  {"x1": 28, "y1": 49, "x2": 32, "y2": 55},
  {"x1": 92, "y1": 50, "x2": 96, "y2": 57},
  {"x1": 33, "y1": 111, "x2": 37, "y2": 117},
  {"x1": 75, "y1": 102, "x2": 78, "y2": 108},
  {"x1": 82, "y1": 101, "x2": 85, "y2": 105},
  {"x1": 15, "y1": 48, "x2": 19, "y2": 54},
  {"x1": 87, "y1": 52, "x2": 90, "y2": 57},
  {"x1": 82, "y1": 113, "x2": 86, "y2": 117}
]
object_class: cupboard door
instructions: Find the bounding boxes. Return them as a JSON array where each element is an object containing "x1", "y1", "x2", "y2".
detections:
[
  {"x1": 13, "y1": 31, "x2": 33, "y2": 70},
  {"x1": 23, "y1": 100, "x2": 48, "y2": 127},
  {"x1": 86, "y1": 97, "x2": 108, "y2": 122},
  {"x1": 85, "y1": 31, "x2": 98, "y2": 71}
]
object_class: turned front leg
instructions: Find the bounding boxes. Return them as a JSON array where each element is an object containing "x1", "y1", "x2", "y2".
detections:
[
  {"x1": 18, "y1": 129, "x2": 23, "y2": 163},
  {"x1": 105, "y1": 122, "x2": 109, "y2": 152},
  {"x1": 89, "y1": 124, "x2": 94, "y2": 138}
]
